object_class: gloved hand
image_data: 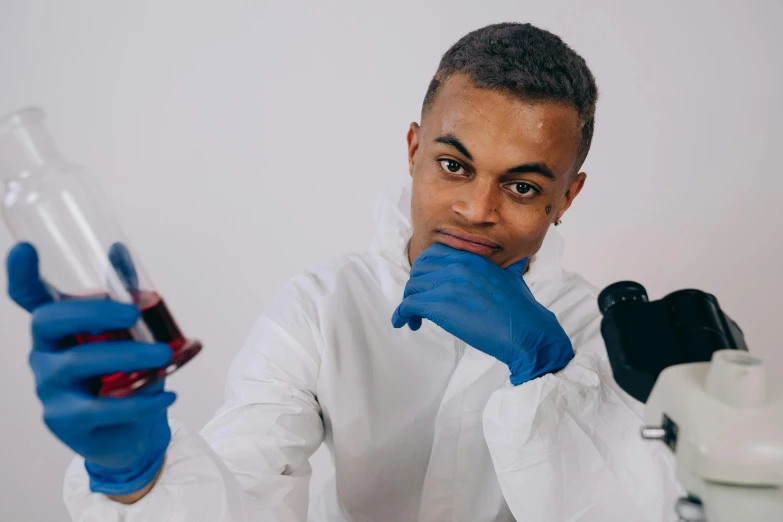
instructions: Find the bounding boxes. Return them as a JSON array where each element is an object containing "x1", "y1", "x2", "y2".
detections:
[
  {"x1": 7, "y1": 242, "x2": 176, "y2": 496},
  {"x1": 392, "y1": 243, "x2": 574, "y2": 385}
]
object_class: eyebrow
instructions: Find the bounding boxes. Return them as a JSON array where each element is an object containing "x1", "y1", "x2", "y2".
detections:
[
  {"x1": 434, "y1": 133, "x2": 557, "y2": 181},
  {"x1": 435, "y1": 134, "x2": 473, "y2": 161},
  {"x1": 504, "y1": 162, "x2": 556, "y2": 181}
]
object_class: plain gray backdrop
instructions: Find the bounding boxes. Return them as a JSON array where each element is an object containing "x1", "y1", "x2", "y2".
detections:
[{"x1": 1, "y1": 1, "x2": 781, "y2": 520}]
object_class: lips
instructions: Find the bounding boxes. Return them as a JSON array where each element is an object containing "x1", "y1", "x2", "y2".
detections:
[{"x1": 436, "y1": 228, "x2": 501, "y2": 257}]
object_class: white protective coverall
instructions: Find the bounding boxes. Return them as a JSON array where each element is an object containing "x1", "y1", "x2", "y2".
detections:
[{"x1": 63, "y1": 177, "x2": 681, "y2": 521}]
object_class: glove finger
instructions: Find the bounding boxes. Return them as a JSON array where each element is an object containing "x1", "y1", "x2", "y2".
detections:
[
  {"x1": 403, "y1": 270, "x2": 447, "y2": 298},
  {"x1": 6, "y1": 243, "x2": 53, "y2": 312},
  {"x1": 411, "y1": 246, "x2": 483, "y2": 278},
  {"x1": 392, "y1": 291, "x2": 448, "y2": 329},
  {"x1": 408, "y1": 316, "x2": 423, "y2": 331},
  {"x1": 390, "y1": 310, "x2": 423, "y2": 331},
  {"x1": 108, "y1": 243, "x2": 139, "y2": 292},
  {"x1": 91, "y1": 391, "x2": 177, "y2": 426},
  {"x1": 414, "y1": 242, "x2": 461, "y2": 264},
  {"x1": 391, "y1": 303, "x2": 408, "y2": 328},
  {"x1": 32, "y1": 300, "x2": 140, "y2": 347},
  {"x1": 40, "y1": 341, "x2": 173, "y2": 382},
  {"x1": 505, "y1": 257, "x2": 529, "y2": 279},
  {"x1": 393, "y1": 292, "x2": 428, "y2": 322},
  {"x1": 410, "y1": 243, "x2": 461, "y2": 277}
]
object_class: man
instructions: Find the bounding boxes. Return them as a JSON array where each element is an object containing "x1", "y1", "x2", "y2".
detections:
[{"x1": 7, "y1": 23, "x2": 680, "y2": 521}]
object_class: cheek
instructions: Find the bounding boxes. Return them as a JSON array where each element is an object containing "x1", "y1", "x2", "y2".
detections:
[
  {"x1": 410, "y1": 179, "x2": 436, "y2": 235},
  {"x1": 410, "y1": 190, "x2": 422, "y2": 230},
  {"x1": 411, "y1": 174, "x2": 448, "y2": 221},
  {"x1": 500, "y1": 211, "x2": 551, "y2": 264},
  {"x1": 504, "y1": 202, "x2": 551, "y2": 234}
]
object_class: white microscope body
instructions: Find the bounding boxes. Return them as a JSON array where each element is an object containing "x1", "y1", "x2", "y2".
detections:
[{"x1": 643, "y1": 349, "x2": 783, "y2": 521}]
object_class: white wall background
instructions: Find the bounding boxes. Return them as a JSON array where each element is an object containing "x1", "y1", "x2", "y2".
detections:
[{"x1": 1, "y1": 1, "x2": 781, "y2": 520}]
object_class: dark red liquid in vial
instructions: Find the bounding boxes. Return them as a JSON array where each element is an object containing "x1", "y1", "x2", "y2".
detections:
[{"x1": 69, "y1": 291, "x2": 202, "y2": 397}]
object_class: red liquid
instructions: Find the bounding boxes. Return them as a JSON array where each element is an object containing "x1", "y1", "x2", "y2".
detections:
[{"x1": 69, "y1": 291, "x2": 202, "y2": 397}]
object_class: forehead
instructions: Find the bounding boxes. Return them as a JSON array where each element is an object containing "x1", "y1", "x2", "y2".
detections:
[{"x1": 424, "y1": 75, "x2": 582, "y2": 174}]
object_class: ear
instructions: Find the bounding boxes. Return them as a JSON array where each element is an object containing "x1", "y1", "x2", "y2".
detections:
[
  {"x1": 407, "y1": 122, "x2": 420, "y2": 178},
  {"x1": 555, "y1": 172, "x2": 587, "y2": 223}
]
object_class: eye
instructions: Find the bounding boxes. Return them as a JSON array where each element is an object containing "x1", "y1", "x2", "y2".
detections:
[
  {"x1": 439, "y1": 159, "x2": 465, "y2": 175},
  {"x1": 506, "y1": 182, "x2": 539, "y2": 198}
]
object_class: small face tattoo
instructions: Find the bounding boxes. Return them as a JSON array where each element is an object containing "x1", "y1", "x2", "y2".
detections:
[{"x1": 545, "y1": 205, "x2": 552, "y2": 215}]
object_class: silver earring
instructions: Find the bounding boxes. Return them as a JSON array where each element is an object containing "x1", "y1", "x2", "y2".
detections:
[{"x1": 555, "y1": 219, "x2": 562, "y2": 226}]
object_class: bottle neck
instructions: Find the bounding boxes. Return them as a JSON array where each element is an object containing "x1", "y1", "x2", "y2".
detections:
[{"x1": 0, "y1": 107, "x2": 63, "y2": 181}]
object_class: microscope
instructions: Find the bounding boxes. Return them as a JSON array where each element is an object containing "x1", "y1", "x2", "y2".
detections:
[{"x1": 598, "y1": 282, "x2": 782, "y2": 522}]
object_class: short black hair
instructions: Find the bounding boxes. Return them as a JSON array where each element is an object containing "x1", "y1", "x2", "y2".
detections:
[{"x1": 422, "y1": 23, "x2": 598, "y2": 171}]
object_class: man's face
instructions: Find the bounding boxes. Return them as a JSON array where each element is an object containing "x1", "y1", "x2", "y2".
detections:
[{"x1": 407, "y1": 74, "x2": 587, "y2": 269}]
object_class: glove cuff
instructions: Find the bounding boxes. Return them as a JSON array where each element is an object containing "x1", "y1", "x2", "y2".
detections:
[
  {"x1": 85, "y1": 413, "x2": 171, "y2": 497},
  {"x1": 85, "y1": 442, "x2": 167, "y2": 496},
  {"x1": 509, "y1": 335, "x2": 574, "y2": 386}
]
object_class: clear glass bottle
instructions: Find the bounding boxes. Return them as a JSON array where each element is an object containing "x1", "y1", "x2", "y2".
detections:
[{"x1": 0, "y1": 107, "x2": 201, "y2": 397}]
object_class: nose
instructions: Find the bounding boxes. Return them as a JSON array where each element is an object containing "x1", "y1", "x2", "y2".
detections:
[{"x1": 452, "y1": 178, "x2": 500, "y2": 226}]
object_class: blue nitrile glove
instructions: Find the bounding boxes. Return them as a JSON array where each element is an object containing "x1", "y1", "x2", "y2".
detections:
[
  {"x1": 392, "y1": 243, "x2": 574, "y2": 385},
  {"x1": 6, "y1": 242, "x2": 176, "y2": 496}
]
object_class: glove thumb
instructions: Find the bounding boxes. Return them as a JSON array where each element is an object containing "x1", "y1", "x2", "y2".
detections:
[
  {"x1": 108, "y1": 242, "x2": 139, "y2": 292},
  {"x1": 6, "y1": 242, "x2": 53, "y2": 312}
]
